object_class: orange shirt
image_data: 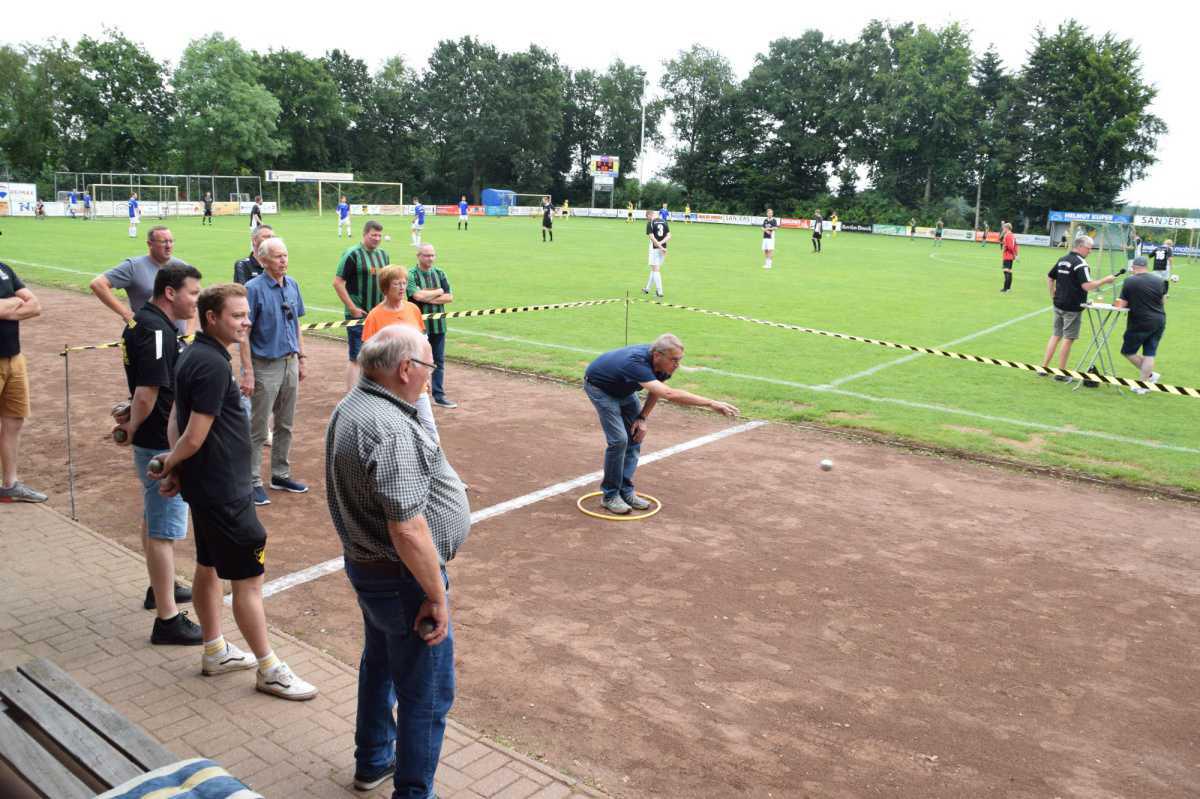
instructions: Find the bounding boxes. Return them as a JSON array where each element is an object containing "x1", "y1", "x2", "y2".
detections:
[{"x1": 361, "y1": 301, "x2": 425, "y2": 341}]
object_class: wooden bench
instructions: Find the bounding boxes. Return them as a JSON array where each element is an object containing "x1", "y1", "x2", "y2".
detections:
[{"x1": 0, "y1": 657, "x2": 176, "y2": 798}]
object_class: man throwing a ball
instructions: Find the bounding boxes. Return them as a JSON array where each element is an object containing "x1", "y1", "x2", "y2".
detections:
[{"x1": 584, "y1": 334, "x2": 739, "y2": 515}]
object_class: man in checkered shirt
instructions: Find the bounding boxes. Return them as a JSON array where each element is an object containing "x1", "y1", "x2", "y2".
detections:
[{"x1": 324, "y1": 323, "x2": 470, "y2": 795}]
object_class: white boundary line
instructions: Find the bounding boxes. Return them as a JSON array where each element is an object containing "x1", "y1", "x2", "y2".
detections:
[
  {"x1": 245, "y1": 420, "x2": 767, "y2": 603},
  {"x1": 454, "y1": 328, "x2": 1197, "y2": 454},
  {"x1": 826, "y1": 306, "x2": 1048, "y2": 387}
]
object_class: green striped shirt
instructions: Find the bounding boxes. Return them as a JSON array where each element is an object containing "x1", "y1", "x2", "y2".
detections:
[
  {"x1": 407, "y1": 266, "x2": 452, "y2": 335},
  {"x1": 336, "y1": 244, "x2": 389, "y2": 319}
]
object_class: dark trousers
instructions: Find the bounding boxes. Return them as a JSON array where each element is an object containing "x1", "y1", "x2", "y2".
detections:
[{"x1": 427, "y1": 330, "x2": 447, "y2": 402}]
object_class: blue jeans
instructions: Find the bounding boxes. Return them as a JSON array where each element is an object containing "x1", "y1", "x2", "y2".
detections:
[
  {"x1": 584, "y1": 381, "x2": 642, "y2": 500},
  {"x1": 132, "y1": 446, "x2": 188, "y2": 540},
  {"x1": 346, "y1": 561, "x2": 454, "y2": 799},
  {"x1": 427, "y1": 330, "x2": 447, "y2": 401}
]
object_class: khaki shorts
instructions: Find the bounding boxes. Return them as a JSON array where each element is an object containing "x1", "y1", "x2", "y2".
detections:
[
  {"x1": 0, "y1": 354, "x2": 30, "y2": 418},
  {"x1": 1052, "y1": 308, "x2": 1082, "y2": 340}
]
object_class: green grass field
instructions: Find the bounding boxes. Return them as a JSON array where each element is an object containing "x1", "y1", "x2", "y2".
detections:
[{"x1": 3, "y1": 211, "x2": 1198, "y2": 492}]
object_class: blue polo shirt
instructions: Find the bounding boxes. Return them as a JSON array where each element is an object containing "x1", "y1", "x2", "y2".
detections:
[
  {"x1": 245, "y1": 273, "x2": 305, "y2": 358},
  {"x1": 584, "y1": 344, "x2": 670, "y2": 399}
]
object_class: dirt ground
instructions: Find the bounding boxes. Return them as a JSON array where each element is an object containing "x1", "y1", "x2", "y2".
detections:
[{"x1": 8, "y1": 286, "x2": 1200, "y2": 798}]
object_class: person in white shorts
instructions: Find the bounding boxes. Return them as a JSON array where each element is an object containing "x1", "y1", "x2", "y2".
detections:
[
  {"x1": 643, "y1": 213, "x2": 671, "y2": 297},
  {"x1": 336, "y1": 196, "x2": 352, "y2": 238},
  {"x1": 127, "y1": 193, "x2": 141, "y2": 238},
  {"x1": 761, "y1": 208, "x2": 780, "y2": 269}
]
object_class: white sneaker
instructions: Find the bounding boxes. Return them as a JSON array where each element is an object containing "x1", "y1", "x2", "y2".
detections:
[
  {"x1": 1147, "y1": 372, "x2": 1160, "y2": 384},
  {"x1": 256, "y1": 662, "x2": 318, "y2": 701},
  {"x1": 762, "y1": 264, "x2": 771, "y2": 269},
  {"x1": 1131, "y1": 386, "x2": 1150, "y2": 395},
  {"x1": 202, "y1": 642, "x2": 257, "y2": 676}
]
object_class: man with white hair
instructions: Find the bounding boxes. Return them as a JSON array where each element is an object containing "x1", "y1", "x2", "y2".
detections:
[
  {"x1": 325, "y1": 324, "x2": 470, "y2": 794},
  {"x1": 584, "y1": 334, "x2": 739, "y2": 514},
  {"x1": 1038, "y1": 234, "x2": 1119, "y2": 381},
  {"x1": 242, "y1": 236, "x2": 308, "y2": 505}
]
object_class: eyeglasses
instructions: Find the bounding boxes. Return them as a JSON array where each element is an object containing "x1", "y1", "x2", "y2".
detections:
[
  {"x1": 409, "y1": 356, "x2": 437, "y2": 370},
  {"x1": 281, "y1": 302, "x2": 294, "y2": 321}
]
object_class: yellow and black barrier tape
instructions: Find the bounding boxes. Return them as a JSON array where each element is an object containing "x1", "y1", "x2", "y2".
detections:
[
  {"x1": 60, "y1": 297, "x2": 626, "y2": 355},
  {"x1": 637, "y1": 299, "x2": 1200, "y2": 398}
]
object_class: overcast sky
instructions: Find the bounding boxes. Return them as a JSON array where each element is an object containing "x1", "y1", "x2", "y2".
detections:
[{"x1": 6, "y1": 0, "x2": 1196, "y2": 208}]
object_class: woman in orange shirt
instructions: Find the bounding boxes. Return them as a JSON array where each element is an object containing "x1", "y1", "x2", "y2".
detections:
[{"x1": 361, "y1": 265, "x2": 439, "y2": 443}]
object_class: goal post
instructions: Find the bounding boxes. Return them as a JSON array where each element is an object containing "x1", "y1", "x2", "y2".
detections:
[
  {"x1": 89, "y1": 183, "x2": 180, "y2": 220},
  {"x1": 316, "y1": 180, "x2": 404, "y2": 217}
]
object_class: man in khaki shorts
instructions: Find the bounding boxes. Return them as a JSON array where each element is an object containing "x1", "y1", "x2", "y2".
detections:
[
  {"x1": 1039, "y1": 234, "x2": 1118, "y2": 381},
  {"x1": 0, "y1": 262, "x2": 47, "y2": 503}
]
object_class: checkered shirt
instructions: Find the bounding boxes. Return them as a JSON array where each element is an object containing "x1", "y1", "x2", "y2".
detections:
[{"x1": 325, "y1": 377, "x2": 470, "y2": 564}]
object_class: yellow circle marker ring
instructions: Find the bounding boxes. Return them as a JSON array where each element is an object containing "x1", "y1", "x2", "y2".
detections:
[{"x1": 576, "y1": 491, "x2": 662, "y2": 521}]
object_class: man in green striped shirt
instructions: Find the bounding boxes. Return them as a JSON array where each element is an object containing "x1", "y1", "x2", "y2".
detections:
[
  {"x1": 407, "y1": 244, "x2": 456, "y2": 408},
  {"x1": 333, "y1": 220, "x2": 389, "y2": 390}
]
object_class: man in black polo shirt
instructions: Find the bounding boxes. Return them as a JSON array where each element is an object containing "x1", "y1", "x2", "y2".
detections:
[
  {"x1": 233, "y1": 225, "x2": 273, "y2": 285},
  {"x1": 1115, "y1": 255, "x2": 1168, "y2": 395},
  {"x1": 151, "y1": 283, "x2": 318, "y2": 700},
  {"x1": 1038, "y1": 234, "x2": 1118, "y2": 381},
  {"x1": 115, "y1": 265, "x2": 203, "y2": 643}
]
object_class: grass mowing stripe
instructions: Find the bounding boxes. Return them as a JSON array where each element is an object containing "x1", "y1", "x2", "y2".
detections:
[{"x1": 455, "y1": 327, "x2": 1196, "y2": 455}]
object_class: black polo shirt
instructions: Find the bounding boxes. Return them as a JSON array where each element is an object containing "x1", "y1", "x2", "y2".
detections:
[
  {"x1": 1048, "y1": 252, "x2": 1091, "y2": 311},
  {"x1": 174, "y1": 332, "x2": 251, "y2": 506},
  {"x1": 1119, "y1": 272, "x2": 1168, "y2": 332},
  {"x1": 233, "y1": 254, "x2": 264, "y2": 285},
  {"x1": 0, "y1": 263, "x2": 25, "y2": 358},
  {"x1": 121, "y1": 302, "x2": 181, "y2": 450}
]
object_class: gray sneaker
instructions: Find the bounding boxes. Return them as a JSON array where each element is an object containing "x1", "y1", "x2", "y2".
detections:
[
  {"x1": 0, "y1": 482, "x2": 48, "y2": 503},
  {"x1": 622, "y1": 493, "x2": 651, "y2": 511},
  {"x1": 601, "y1": 495, "x2": 632, "y2": 515}
]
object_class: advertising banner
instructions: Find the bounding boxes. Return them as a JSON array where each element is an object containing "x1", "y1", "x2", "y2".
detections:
[
  {"x1": 1133, "y1": 214, "x2": 1200, "y2": 230},
  {"x1": 0, "y1": 183, "x2": 37, "y2": 216},
  {"x1": 840, "y1": 223, "x2": 872, "y2": 233},
  {"x1": 1048, "y1": 210, "x2": 1133, "y2": 224}
]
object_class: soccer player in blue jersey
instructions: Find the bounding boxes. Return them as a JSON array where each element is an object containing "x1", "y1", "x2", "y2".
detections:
[
  {"x1": 336, "y1": 195, "x2": 351, "y2": 238},
  {"x1": 127, "y1": 193, "x2": 141, "y2": 238},
  {"x1": 411, "y1": 198, "x2": 426, "y2": 247},
  {"x1": 659, "y1": 203, "x2": 669, "y2": 221},
  {"x1": 457, "y1": 196, "x2": 469, "y2": 230},
  {"x1": 68, "y1": 190, "x2": 78, "y2": 218}
]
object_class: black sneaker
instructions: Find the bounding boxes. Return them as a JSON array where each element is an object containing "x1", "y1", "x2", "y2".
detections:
[
  {"x1": 354, "y1": 760, "x2": 396, "y2": 791},
  {"x1": 151, "y1": 612, "x2": 203, "y2": 646},
  {"x1": 144, "y1": 583, "x2": 195, "y2": 610},
  {"x1": 1053, "y1": 375, "x2": 1071, "y2": 383}
]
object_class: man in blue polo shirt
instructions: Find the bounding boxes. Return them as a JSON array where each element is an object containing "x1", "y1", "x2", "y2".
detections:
[
  {"x1": 583, "y1": 334, "x2": 739, "y2": 514},
  {"x1": 242, "y1": 236, "x2": 307, "y2": 506}
]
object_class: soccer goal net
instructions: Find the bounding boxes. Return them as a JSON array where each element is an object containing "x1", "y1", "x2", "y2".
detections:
[
  {"x1": 89, "y1": 184, "x2": 180, "y2": 220},
  {"x1": 316, "y1": 180, "x2": 404, "y2": 216}
]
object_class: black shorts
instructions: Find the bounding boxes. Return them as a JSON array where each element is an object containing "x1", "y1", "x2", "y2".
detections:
[
  {"x1": 1003, "y1": 259, "x2": 1014, "y2": 269},
  {"x1": 542, "y1": 218, "x2": 553, "y2": 229},
  {"x1": 203, "y1": 208, "x2": 213, "y2": 217},
  {"x1": 192, "y1": 494, "x2": 267, "y2": 580}
]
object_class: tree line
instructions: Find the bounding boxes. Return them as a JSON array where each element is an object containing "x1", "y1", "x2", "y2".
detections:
[{"x1": 0, "y1": 20, "x2": 1163, "y2": 231}]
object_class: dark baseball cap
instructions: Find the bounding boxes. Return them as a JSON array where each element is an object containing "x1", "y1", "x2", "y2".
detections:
[{"x1": 1131, "y1": 255, "x2": 1148, "y2": 267}]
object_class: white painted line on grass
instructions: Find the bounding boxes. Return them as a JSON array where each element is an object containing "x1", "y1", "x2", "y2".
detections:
[
  {"x1": 3, "y1": 259, "x2": 96, "y2": 277},
  {"x1": 246, "y1": 419, "x2": 767, "y2": 603},
  {"x1": 826, "y1": 306, "x2": 1048, "y2": 387}
]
